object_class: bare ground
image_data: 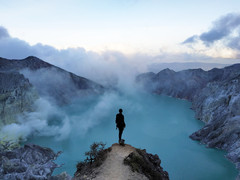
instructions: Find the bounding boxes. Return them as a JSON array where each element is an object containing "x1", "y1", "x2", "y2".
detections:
[{"x1": 92, "y1": 143, "x2": 148, "y2": 180}]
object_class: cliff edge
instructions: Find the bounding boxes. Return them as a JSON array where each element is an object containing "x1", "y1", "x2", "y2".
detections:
[
  {"x1": 73, "y1": 143, "x2": 169, "y2": 180},
  {"x1": 137, "y1": 64, "x2": 240, "y2": 176}
]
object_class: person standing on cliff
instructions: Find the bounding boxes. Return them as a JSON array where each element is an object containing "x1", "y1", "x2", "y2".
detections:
[{"x1": 115, "y1": 108, "x2": 126, "y2": 143}]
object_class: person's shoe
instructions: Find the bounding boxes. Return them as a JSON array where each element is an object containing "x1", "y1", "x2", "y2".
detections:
[{"x1": 119, "y1": 139, "x2": 125, "y2": 146}]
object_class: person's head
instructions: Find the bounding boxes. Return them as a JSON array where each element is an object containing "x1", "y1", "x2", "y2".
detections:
[{"x1": 119, "y1": 108, "x2": 123, "y2": 113}]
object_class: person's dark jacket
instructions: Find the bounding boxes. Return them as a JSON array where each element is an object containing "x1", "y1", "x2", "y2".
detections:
[{"x1": 116, "y1": 113, "x2": 125, "y2": 129}]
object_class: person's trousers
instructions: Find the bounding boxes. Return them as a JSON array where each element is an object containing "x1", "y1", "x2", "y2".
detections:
[{"x1": 118, "y1": 127, "x2": 124, "y2": 141}]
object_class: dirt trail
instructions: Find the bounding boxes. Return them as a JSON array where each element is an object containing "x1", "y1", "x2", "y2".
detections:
[{"x1": 93, "y1": 143, "x2": 148, "y2": 180}]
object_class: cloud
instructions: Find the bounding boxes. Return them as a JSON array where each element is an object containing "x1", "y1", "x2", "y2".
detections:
[
  {"x1": 181, "y1": 13, "x2": 240, "y2": 59},
  {"x1": 182, "y1": 35, "x2": 198, "y2": 44},
  {"x1": 182, "y1": 13, "x2": 240, "y2": 47},
  {"x1": 0, "y1": 26, "x2": 10, "y2": 39},
  {"x1": 0, "y1": 24, "x2": 237, "y2": 86},
  {"x1": 227, "y1": 36, "x2": 240, "y2": 50},
  {"x1": 200, "y1": 13, "x2": 240, "y2": 45},
  {"x1": 0, "y1": 26, "x2": 144, "y2": 87},
  {"x1": 0, "y1": 98, "x2": 71, "y2": 141},
  {"x1": 0, "y1": 90, "x2": 141, "y2": 142}
]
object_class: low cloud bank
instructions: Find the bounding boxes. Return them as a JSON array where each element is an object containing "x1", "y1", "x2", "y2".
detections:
[
  {"x1": 0, "y1": 25, "x2": 147, "y2": 87},
  {"x1": 0, "y1": 25, "x2": 236, "y2": 87},
  {"x1": 0, "y1": 89, "x2": 142, "y2": 142},
  {"x1": 0, "y1": 98, "x2": 70, "y2": 141}
]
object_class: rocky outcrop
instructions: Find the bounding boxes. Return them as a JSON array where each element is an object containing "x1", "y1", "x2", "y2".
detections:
[
  {"x1": 73, "y1": 143, "x2": 169, "y2": 180},
  {"x1": 124, "y1": 148, "x2": 169, "y2": 180},
  {"x1": 0, "y1": 71, "x2": 38, "y2": 127},
  {"x1": 137, "y1": 64, "x2": 240, "y2": 173},
  {"x1": 190, "y1": 74, "x2": 240, "y2": 170},
  {"x1": 0, "y1": 144, "x2": 70, "y2": 180}
]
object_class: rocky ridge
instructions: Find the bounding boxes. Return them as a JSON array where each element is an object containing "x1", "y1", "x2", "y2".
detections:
[
  {"x1": 137, "y1": 64, "x2": 240, "y2": 175},
  {"x1": 73, "y1": 143, "x2": 169, "y2": 180},
  {"x1": 0, "y1": 56, "x2": 104, "y2": 103}
]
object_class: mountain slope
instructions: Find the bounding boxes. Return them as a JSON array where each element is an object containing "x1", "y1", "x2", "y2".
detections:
[
  {"x1": 0, "y1": 56, "x2": 104, "y2": 126},
  {"x1": 0, "y1": 56, "x2": 104, "y2": 103}
]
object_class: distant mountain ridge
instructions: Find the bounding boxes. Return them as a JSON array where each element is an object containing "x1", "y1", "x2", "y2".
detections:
[
  {"x1": 148, "y1": 62, "x2": 229, "y2": 73},
  {"x1": 0, "y1": 56, "x2": 52, "y2": 71},
  {"x1": 137, "y1": 63, "x2": 240, "y2": 178},
  {"x1": 137, "y1": 64, "x2": 240, "y2": 100}
]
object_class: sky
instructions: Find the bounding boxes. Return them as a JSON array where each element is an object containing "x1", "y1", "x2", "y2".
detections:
[{"x1": 0, "y1": 0, "x2": 240, "y2": 71}]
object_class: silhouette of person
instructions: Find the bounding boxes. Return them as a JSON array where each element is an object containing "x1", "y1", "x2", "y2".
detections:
[{"x1": 115, "y1": 108, "x2": 126, "y2": 143}]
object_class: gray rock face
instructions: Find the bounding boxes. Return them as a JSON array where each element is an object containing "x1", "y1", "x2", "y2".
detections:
[
  {"x1": 124, "y1": 148, "x2": 169, "y2": 180},
  {"x1": 137, "y1": 64, "x2": 240, "y2": 173},
  {"x1": 0, "y1": 71, "x2": 38, "y2": 126},
  {"x1": 0, "y1": 144, "x2": 60, "y2": 180},
  {"x1": 190, "y1": 74, "x2": 240, "y2": 170}
]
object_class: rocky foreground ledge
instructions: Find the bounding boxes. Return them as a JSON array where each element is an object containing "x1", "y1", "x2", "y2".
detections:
[
  {"x1": 0, "y1": 144, "x2": 71, "y2": 180},
  {"x1": 0, "y1": 143, "x2": 168, "y2": 180},
  {"x1": 73, "y1": 143, "x2": 169, "y2": 180}
]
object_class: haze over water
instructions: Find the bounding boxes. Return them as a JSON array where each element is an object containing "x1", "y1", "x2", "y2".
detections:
[{"x1": 27, "y1": 92, "x2": 238, "y2": 180}]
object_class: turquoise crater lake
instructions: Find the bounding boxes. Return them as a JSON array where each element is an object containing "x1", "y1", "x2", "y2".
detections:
[{"x1": 27, "y1": 92, "x2": 238, "y2": 180}]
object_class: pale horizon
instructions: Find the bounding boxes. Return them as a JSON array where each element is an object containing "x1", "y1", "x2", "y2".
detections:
[{"x1": 1, "y1": 0, "x2": 240, "y2": 66}]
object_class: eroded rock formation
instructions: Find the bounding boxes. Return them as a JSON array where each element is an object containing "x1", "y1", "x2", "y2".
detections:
[{"x1": 0, "y1": 144, "x2": 71, "y2": 180}]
